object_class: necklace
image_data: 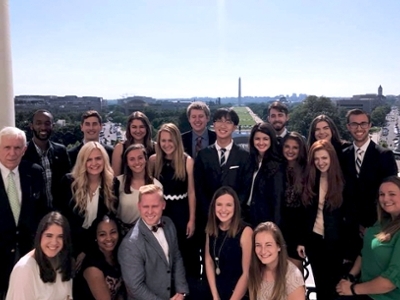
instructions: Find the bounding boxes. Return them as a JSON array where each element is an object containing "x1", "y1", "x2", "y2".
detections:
[{"x1": 213, "y1": 231, "x2": 228, "y2": 275}]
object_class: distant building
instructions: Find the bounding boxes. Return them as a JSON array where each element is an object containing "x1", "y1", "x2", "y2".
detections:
[
  {"x1": 335, "y1": 85, "x2": 386, "y2": 113},
  {"x1": 117, "y1": 96, "x2": 155, "y2": 114}
]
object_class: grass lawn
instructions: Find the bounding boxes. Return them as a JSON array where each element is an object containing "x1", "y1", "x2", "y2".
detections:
[{"x1": 232, "y1": 106, "x2": 257, "y2": 127}]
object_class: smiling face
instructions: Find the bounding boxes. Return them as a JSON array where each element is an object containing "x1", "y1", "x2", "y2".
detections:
[
  {"x1": 159, "y1": 131, "x2": 176, "y2": 158},
  {"x1": 253, "y1": 131, "x2": 271, "y2": 157},
  {"x1": 214, "y1": 117, "x2": 236, "y2": 141},
  {"x1": 189, "y1": 108, "x2": 209, "y2": 135},
  {"x1": 96, "y1": 219, "x2": 119, "y2": 254},
  {"x1": 127, "y1": 148, "x2": 146, "y2": 175},
  {"x1": 314, "y1": 121, "x2": 332, "y2": 142},
  {"x1": 346, "y1": 113, "x2": 371, "y2": 147},
  {"x1": 215, "y1": 193, "x2": 235, "y2": 225},
  {"x1": 40, "y1": 224, "x2": 64, "y2": 258},
  {"x1": 129, "y1": 119, "x2": 147, "y2": 143},
  {"x1": 283, "y1": 139, "x2": 299, "y2": 163},
  {"x1": 86, "y1": 148, "x2": 105, "y2": 177},
  {"x1": 379, "y1": 182, "x2": 400, "y2": 219},
  {"x1": 268, "y1": 108, "x2": 289, "y2": 134},
  {"x1": 314, "y1": 149, "x2": 330, "y2": 174},
  {"x1": 254, "y1": 231, "x2": 281, "y2": 268},
  {"x1": 0, "y1": 135, "x2": 27, "y2": 170},
  {"x1": 31, "y1": 111, "x2": 53, "y2": 141},
  {"x1": 138, "y1": 192, "x2": 166, "y2": 226},
  {"x1": 81, "y1": 116, "x2": 102, "y2": 142}
]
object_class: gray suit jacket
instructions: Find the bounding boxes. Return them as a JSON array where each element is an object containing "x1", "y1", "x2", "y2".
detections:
[{"x1": 118, "y1": 216, "x2": 188, "y2": 300}]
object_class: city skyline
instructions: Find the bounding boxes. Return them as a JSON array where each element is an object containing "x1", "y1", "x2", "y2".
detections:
[{"x1": 10, "y1": 1, "x2": 400, "y2": 99}]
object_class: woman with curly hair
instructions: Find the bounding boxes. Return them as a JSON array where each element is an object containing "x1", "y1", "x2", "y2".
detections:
[
  {"x1": 112, "y1": 111, "x2": 155, "y2": 176},
  {"x1": 248, "y1": 222, "x2": 305, "y2": 300},
  {"x1": 6, "y1": 212, "x2": 73, "y2": 300},
  {"x1": 246, "y1": 122, "x2": 285, "y2": 228},
  {"x1": 55, "y1": 142, "x2": 119, "y2": 271}
]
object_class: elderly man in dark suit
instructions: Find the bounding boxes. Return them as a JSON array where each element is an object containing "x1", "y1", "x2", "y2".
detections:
[
  {"x1": 342, "y1": 109, "x2": 398, "y2": 256},
  {"x1": 22, "y1": 109, "x2": 71, "y2": 208},
  {"x1": 0, "y1": 127, "x2": 48, "y2": 298},
  {"x1": 118, "y1": 184, "x2": 188, "y2": 300},
  {"x1": 181, "y1": 101, "x2": 216, "y2": 158},
  {"x1": 68, "y1": 110, "x2": 113, "y2": 167}
]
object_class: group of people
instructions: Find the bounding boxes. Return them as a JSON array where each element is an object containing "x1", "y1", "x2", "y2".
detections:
[{"x1": 0, "y1": 101, "x2": 399, "y2": 300}]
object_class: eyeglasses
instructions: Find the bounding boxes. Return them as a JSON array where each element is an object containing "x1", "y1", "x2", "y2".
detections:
[
  {"x1": 214, "y1": 119, "x2": 234, "y2": 125},
  {"x1": 348, "y1": 122, "x2": 370, "y2": 129}
]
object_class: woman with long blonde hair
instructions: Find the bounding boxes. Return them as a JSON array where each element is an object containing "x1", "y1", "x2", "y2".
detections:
[
  {"x1": 149, "y1": 123, "x2": 197, "y2": 279},
  {"x1": 248, "y1": 222, "x2": 304, "y2": 300},
  {"x1": 55, "y1": 142, "x2": 119, "y2": 271}
]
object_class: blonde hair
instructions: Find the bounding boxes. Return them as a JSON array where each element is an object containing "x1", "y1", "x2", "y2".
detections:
[
  {"x1": 71, "y1": 142, "x2": 116, "y2": 215},
  {"x1": 153, "y1": 123, "x2": 186, "y2": 181},
  {"x1": 138, "y1": 184, "x2": 164, "y2": 202}
]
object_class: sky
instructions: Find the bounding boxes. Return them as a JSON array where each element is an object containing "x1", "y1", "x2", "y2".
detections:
[{"x1": 9, "y1": 0, "x2": 400, "y2": 99}]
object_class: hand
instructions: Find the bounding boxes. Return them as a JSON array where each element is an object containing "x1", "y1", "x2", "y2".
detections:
[
  {"x1": 297, "y1": 245, "x2": 306, "y2": 259},
  {"x1": 170, "y1": 293, "x2": 185, "y2": 300},
  {"x1": 336, "y1": 279, "x2": 352, "y2": 296},
  {"x1": 186, "y1": 219, "x2": 195, "y2": 238},
  {"x1": 75, "y1": 252, "x2": 86, "y2": 272}
]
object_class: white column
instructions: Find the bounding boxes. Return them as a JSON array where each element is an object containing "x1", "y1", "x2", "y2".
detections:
[{"x1": 0, "y1": 0, "x2": 15, "y2": 127}]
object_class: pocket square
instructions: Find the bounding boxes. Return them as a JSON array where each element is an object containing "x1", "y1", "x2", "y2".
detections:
[{"x1": 229, "y1": 165, "x2": 239, "y2": 169}]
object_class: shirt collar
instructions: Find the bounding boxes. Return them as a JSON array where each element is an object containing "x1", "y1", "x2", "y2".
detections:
[
  {"x1": 277, "y1": 128, "x2": 288, "y2": 138},
  {"x1": 33, "y1": 139, "x2": 52, "y2": 156},
  {"x1": 193, "y1": 129, "x2": 208, "y2": 141},
  {"x1": 353, "y1": 138, "x2": 370, "y2": 152},
  {"x1": 0, "y1": 162, "x2": 18, "y2": 176},
  {"x1": 215, "y1": 140, "x2": 233, "y2": 151}
]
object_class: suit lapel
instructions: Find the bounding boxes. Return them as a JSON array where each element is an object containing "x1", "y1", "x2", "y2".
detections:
[
  {"x1": 220, "y1": 143, "x2": 238, "y2": 182},
  {"x1": 19, "y1": 164, "x2": 32, "y2": 225},
  {"x1": 0, "y1": 175, "x2": 17, "y2": 226},
  {"x1": 139, "y1": 219, "x2": 169, "y2": 267},
  {"x1": 358, "y1": 141, "x2": 375, "y2": 177}
]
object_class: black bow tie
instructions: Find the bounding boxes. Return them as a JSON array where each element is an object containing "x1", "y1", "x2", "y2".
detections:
[{"x1": 152, "y1": 223, "x2": 164, "y2": 232}]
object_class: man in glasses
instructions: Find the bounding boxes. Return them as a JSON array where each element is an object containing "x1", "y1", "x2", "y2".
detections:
[{"x1": 342, "y1": 109, "x2": 397, "y2": 256}]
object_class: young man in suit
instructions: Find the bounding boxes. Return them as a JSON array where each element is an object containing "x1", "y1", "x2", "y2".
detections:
[
  {"x1": 267, "y1": 101, "x2": 290, "y2": 142},
  {"x1": 342, "y1": 109, "x2": 398, "y2": 253},
  {"x1": 181, "y1": 101, "x2": 216, "y2": 158},
  {"x1": 22, "y1": 109, "x2": 71, "y2": 208},
  {"x1": 0, "y1": 127, "x2": 48, "y2": 298},
  {"x1": 118, "y1": 184, "x2": 188, "y2": 300},
  {"x1": 68, "y1": 110, "x2": 113, "y2": 167}
]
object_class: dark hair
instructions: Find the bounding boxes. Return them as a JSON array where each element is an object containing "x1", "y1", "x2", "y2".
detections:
[
  {"x1": 124, "y1": 111, "x2": 154, "y2": 155},
  {"x1": 303, "y1": 140, "x2": 344, "y2": 210},
  {"x1": 307, "y1": 114, "x2": 343, "y2": 149},
  {"x1": 31, "y1": 109, "x2": 53, "y2": 123},
  {"x1": 282, "y1": 132, "x2": 308, "y2": 197},
  {"x1": 212, "y1": 108, "x2": 240, "y2": 126},
  {"x1": 122, "y1": 144, "x2": 154, "y2": 194},
  {"x1": 205, "y1": 186, "x2": 243, "y2": 238},
  {"x1": 90, "y1": 214, "x2": 121, "y2": 258},
  {"x1": 376, "y1": 176, "x2": 400, "y2": 242},
  {"x1": 268, "y1": 101, "x2": 289, "y2": 116},
  {"x1": 34, "y1": 212, "x2": 72, "y2": 283},
  {"x1": 81, "y1": 110, "x2": 102, "y2": 124},
  {"x1": 346, "y1": 109, "x2": 371, "y2": 124},
  {"x1": 248, "y1": 122, "x2": 281, "y2": 166}
]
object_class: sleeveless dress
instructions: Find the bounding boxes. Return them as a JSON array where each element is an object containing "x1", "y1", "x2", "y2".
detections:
[{"x1": 209, "y1": 226, "x2": 249, "y2": 300}]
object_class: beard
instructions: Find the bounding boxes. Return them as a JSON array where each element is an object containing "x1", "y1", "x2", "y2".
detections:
[
  {"x1": 33, "y1": 129, "x2": 51, "y2": 141},
  {"x1": 272, "y1": 121, "x2": 287, "y2": 132}
]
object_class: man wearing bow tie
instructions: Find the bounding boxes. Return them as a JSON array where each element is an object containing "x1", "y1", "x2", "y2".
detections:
[{"x1": 118, "y1": 184, "x2": 188, "y2": 300}]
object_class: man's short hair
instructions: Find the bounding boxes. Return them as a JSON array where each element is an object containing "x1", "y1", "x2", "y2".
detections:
[
  {"x1": 81, "y1": 110, "x2": 102, "y2": 124},
  {"x1": 268, "y1": 101, "x2": 289, "y2": 116},
  {"x1": 346, "y1": 109, "x2": 371, "y2": 124},
  {"x1": 186, "y1": 101, "x2": 211, "y2": 118},
  {"x1": 31, "y1": 109, "x2": 54, "y2": 123},
  {"x1": 212, "y1": 108, "x2": 240, "y2": 126},
  {"x1": 138, "y1": 184, "x2": 164, "y2": 202},
  {"x1": 0, "y1": 127, "x2": 27, "y2": 146}
]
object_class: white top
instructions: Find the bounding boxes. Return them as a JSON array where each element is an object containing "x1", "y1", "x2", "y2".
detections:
[
  {"x1": 0, "y1": 162, "x2": 22, "y2": 205},
  {"x1": 143, "y1": 219, "x2": 169, "y2": 263},
  {"x1": 353, "y1": 138, "x2": 370, "y2": 165},
  {"x1": 82, "y1": 186, "x2": 100, "y2": 229},
  {"x1": 215, "y1": 140, "x2": 234, "y2": 163},
  {"x1": 117, "y1": 175, "x2": 163, "y2": 224},
  {"x1": 6, "y1": 251, "x2": 72, "y2": 300},
  {"x1": 257, "y1": 261, "x2": 304, "y2": 300}
]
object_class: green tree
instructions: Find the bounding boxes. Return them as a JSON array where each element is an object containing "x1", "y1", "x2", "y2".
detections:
[{"x1": 371, "y1": 105, "x2": 390, "y2": 127}]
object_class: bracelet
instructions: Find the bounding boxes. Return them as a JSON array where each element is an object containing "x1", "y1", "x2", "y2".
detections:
[{"x1": 350, "y1": 283, "x2": 358, "y2": 295}]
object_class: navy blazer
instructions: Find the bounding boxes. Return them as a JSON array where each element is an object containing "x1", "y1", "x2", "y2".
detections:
[
  {"x1": 342, "y1": 141, "x2": 398, "y2": 228},
  {"x1": 181, "y1": 129, "x2": 216, "y2": 157},
  {"x1": 194, "y1": 143, "x2": 252, "y2": 224},
  {"x1": 22, "y1": 140, "x2": 71, "y2": 205},
  {"x1": 68, "y1": 142, "x2": 114, "y2": 168},
  {"x1": 118, "y1": 217, "x2": 189, "y2": 300},
  {"x1": 0, "y1": 161, "x2": 48, "y2": 291}
]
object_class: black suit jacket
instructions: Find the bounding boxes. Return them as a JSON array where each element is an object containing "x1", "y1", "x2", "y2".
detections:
[
  {"x1": 0, "y1": 161, "x2": 48, "y2": 291},
  {"x1": 181, "y1": 129, "x2": 216, "y2": 157},
  {"x1": 68, "y1": 142, "x2": 114, "y2": 168},
  {"x1": 54, "y1": 174, "x2": 120, "y2": 257},
  {"x1": 22, "y1": 140, "x2": 71, "y2": 206},
  {"x1": 342, "y1": 141, "x2": 398, "y2": 228},
  {"x1": 194, "y1": 143, "x2": 252, "y2": 226}
]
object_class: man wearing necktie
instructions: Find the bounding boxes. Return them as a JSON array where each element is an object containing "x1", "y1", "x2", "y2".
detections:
[
  {"x1": 0, "y1": 127, "x2": 48, "y2": 298},
  {"x1": 118, "y1": 184, "x2": 188, "y2": 300}
]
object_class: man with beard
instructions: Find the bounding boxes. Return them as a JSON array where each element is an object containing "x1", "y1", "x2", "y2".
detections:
[
  {"x1": 267, "y1": 101, "x2": 290, "y2": 144},
  {"x1": 22, "y1": 109, "x2": 71, "y2": 207}
]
